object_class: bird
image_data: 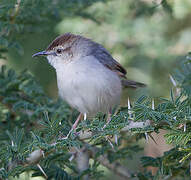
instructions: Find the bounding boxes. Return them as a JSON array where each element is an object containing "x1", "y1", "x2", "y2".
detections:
[{"x1": 32, "y1": 33, "x2": 145, "y2": 137}]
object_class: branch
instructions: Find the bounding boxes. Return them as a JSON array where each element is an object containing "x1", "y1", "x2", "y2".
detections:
[
  {"x1": 25, "y1": 145, "x2": 133, "y2": 179},
  {"x1": 10, "y1": 0, "x2": 21, "y2": 23},
  {"x1": 69, "y1": 144, "x2": 133, "y2": 179},
  {"x1": 78, "y1": 120, "x2": 150, "y2": 140},
  {"x1": 24, "y1": 118, "x2": 150, "y2": 178},
  {"x1": 76, "y1": 148, "x2": 90, "y2": 180},
  {"x1": 25, "y1": 120, "x2": 150, "y2": 164},
  {"x1": 89, "y1": 145, "x2": 132, "y2": 179}
]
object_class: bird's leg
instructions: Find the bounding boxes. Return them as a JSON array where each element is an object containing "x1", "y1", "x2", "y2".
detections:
[
  {"x1": 72, "y1": 113, "x2": 83, "y2": 130},
  {"x1": 63, "y1": 113, "x2": 83, "y2": 139}
]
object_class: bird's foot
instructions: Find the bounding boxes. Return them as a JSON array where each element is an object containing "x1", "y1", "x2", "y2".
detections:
[
  {"x1": 61, "y1": 130, "x2": 72, "y2": 140},
  {"x1": 61, "y1": 113, "x2": 83, "y2": 139},
  {"x1": 102, "y1": 115, "x2": 111, "y2": 129},
  {"x1": 105, "y1": 136, "x2": 116, "y2": 150}
]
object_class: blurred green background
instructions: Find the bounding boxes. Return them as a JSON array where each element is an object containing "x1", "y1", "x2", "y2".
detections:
[{"x1": 2, "y1": 0, "x2": 191, "y2": 101}]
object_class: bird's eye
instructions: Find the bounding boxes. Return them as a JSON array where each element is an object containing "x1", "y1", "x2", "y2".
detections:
[{"x1": 56, "y1": 49, "x2": 62, "y2": 54}]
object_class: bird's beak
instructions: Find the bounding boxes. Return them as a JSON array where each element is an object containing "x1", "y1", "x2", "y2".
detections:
[{"x1": 32, "y1": 51, "x2": 55, "y2": 57}]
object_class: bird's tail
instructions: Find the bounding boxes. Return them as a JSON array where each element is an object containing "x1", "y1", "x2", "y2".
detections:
[{"x1": 121, "y1": 79, "x2": 146, "y2": 88}]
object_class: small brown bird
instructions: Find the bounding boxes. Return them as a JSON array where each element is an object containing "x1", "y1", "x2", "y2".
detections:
[{"x1": 33, "y1": 33, "x2": 145, "y2": 137}]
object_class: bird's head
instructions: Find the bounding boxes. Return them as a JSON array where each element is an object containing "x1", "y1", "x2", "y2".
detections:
[{"x1": 32, "y1": 33, "x2": 88, "y2": 69}]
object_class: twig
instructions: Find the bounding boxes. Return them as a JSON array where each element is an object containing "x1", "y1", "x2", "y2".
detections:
[
  {"x1": 25, "y1": 119, "x2": 150, "y2": 178},
  {"x1": 76, "y1": 148, "x2": 90, "y2": 180},
  {"x1": 78, "y1": 120, "x2": 150, "y2": 140},
  {"x1": 37, "y1": 163, "x2": 48, "y2": 179},
  {"x1": 89, "y1": 146, "x2": 132, "y2": 179},
  {"x1": 25, "y1": 119, "x2": 150, "y2": 158},
  {"x1": 10, "y1": 0, "x2": 21, "y2": 23}
]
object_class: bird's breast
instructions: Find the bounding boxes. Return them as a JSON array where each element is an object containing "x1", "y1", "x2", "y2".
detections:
[{"x1": 55, "y1": 56, "x2": 122, "y2": 115}]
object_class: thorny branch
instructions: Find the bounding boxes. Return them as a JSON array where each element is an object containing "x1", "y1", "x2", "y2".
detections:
[
  {"x1": 78, "y1": 120, "x2": 150, "y2": 140},
  {"x1": 24, "y1": 78, "x2": 181, "y2": 179},
  {"x1": 24, "y1": 118, "x2": 150, "y2": 179}
]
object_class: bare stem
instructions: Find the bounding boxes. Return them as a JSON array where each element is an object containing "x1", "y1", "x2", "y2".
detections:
[
  {"x1": 76, "y1": 148, "x2": 90, "y2": 180},
  {"x1": 89, "y1": 145, "x2": 132, "y2": 179}
]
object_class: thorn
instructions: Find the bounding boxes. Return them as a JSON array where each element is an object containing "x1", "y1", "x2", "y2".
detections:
[
  {"x1": 152, "y1": 99, "x2": 155, "y2": 110},
  {"x1": 59, "y1": 121, "x2": 62, "y2": 125},
  {"x1": 184, "y1": 124, "x2": 186, "y2": 132},
  {"x1": 37, "y1": 164, "x2": 47, "y2": 179},
  {"x1": 41, "y1": 150, "x2": 45, "y2": 158},
  {"x1": 127, "y1": 97, "x2": 131, "y2": 110},
  {"x1": 103, "y1": 112, "x2": 112, "y2": 129},
  {"x1": 128, "y1": 97, "x2": 133, "y2": 118},
  {"x1": 69, "y1": 154, "x2": 75, "y2": 162},
  {"x1": 11, "y1": 141, "x2": 14, "y2": 147},
  {"x1": 84, "y1": 113, "x2": 87, "y2": 120},
  {"x1": 106, "y1": 137, "x2": 115, "y2": 150},
  {"x1": 102, "y1": 124, "x2": 107, "y2": 129},
  {"x1": 169, "y1": 74, "x2": 177, "y2": 87},
  {"x1": 145, "y1": 132, "x2": 149, "y2": 142},
  {"x1": 114, "y1": 134, "x2": 118, "y2": 146}
]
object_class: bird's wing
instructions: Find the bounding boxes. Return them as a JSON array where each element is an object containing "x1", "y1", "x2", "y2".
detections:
[
  {"x1": 92, "y1": 44, "x2": 146, "y2": 88},
  {"x1": 93, "y1": 45, "x2": 127, "y2": 78}
]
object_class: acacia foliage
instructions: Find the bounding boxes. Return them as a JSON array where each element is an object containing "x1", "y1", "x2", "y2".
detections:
[
  {"x1": 0, "y1": 55, "x2": 191, "y2": 179},
  {"x1": 1, "y1": 0, "x2": 191, "y2": 179}
]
